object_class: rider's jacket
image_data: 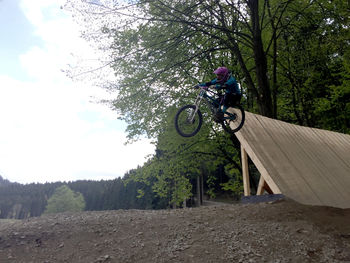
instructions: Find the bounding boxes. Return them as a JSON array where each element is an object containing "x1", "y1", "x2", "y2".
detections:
[{"x1": 200, "y1": 74, "x2": 241, "y2": 95}]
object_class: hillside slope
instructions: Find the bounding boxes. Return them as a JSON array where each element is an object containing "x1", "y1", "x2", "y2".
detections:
[{"x1": 0, "y1": 199, "x2": 350, "y2": 263}]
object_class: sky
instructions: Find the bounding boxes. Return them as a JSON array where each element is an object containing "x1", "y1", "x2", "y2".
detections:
[{"x1": 0, "y1": 0, "x2": 155, "y2": 184}]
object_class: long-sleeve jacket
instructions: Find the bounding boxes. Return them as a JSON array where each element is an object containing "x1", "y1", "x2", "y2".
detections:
[{"x1": 200, "y1": 74, "x2": 241, "y2": 95}]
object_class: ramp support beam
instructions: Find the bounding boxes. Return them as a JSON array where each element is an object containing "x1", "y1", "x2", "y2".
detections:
[
  {"x1": 241, "y1": 145, "x2": 250, "y2": 196},
  {"x1": 240, "y1": 144, "x2": 281, "y2": 196}
]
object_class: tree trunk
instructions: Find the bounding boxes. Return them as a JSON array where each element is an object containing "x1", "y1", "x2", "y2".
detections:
[
  {"x1": 231, "y1": 41, "x2": 258, "y2": 108},
  {"x1": 196, "y1": 176, "x2": 201, "y2": 207},
  {"x1": 272, "y1": 30, "x2": 278, "y2": 119},
  {"x1": 248, "y1": 0, "x2": 273, "y2": 117}
]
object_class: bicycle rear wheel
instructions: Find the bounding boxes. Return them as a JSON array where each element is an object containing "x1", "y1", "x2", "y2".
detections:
[
  {"x1": 175, "y1": 105, "x2": 203, "y2": 137},
  {"x1": 221, "y1": 105, "x2": 245, "y2": 134}
]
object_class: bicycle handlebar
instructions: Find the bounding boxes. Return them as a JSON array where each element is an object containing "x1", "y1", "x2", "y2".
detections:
[{"x1": 194, "y1": 85, "x2": 221, "y2": 96}]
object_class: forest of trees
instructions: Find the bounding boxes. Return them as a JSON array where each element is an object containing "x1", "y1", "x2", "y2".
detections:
[
  {"x1": 0, "y1": 167, "x2": 237, "y2": 219},
  {"x1": 1, "y1": 0, "x2": 349, "y2": 218},
  {"x1": 0, "y1": 173, "x2": 165, "y2": 219}
]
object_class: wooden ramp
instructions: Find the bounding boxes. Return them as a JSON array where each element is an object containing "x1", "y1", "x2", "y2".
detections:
[{"x1": 232, "y1": 111, "x2": 350, "y2": 209}]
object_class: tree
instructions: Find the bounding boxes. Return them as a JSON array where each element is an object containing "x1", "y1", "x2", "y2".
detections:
[
  {"x1": 124, "y1": 106, "x2": 242, "y2": 207},
  {"x1": 65, "y1": 0, "x2": 350, "y2": 138},
  {"x1": 0, "y1": 175, "x2": 10, "y2": 185},
  {"x1": 62, "y1": 0, "x2": 349, "y2": 206},
  {"x1": 64, "y1": 0, "x2": 300, "y2": 140},
  {"x1": 274, "y1": 0, "x2": 350, "y2": 133},
  {"x1": 44, "y1": 185, "x2": 85, "y2": 214}
]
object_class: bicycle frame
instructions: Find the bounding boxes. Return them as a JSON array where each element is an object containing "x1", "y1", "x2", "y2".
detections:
[
  {"x1": 189, "y1": 87, "x2": 222, "y2": 122},
  {"x1": 175, "y1": 86, "x2": 245, "y2": 137}
]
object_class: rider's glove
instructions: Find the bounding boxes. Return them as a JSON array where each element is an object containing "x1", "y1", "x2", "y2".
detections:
[{"x1": 194, "y1": 84, "x2": 200, "y2": 89}]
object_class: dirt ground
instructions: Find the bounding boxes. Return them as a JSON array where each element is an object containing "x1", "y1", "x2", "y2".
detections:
[{"x1": 0, "y1": 198, "x2": 350, "y2": 263}]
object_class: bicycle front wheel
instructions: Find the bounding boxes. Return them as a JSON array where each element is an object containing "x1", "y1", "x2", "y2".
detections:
[
  {"x1": 175, "y1": 105, "x2": 203, "y2": 137},
  {"x1": 221, "y1": 105, "x2": 245, "y2": 134}
]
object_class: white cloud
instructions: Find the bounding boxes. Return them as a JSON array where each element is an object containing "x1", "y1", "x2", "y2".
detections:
[
  {"x1": 19, "y1": 0, "x2": 99, "y2": 81},
  {"x1": 19, "y1": 0, "x2": 66, "y2": 27},
  {"x1": 0, "y1": 1, "x2": 155, "y2": 184},
  {"x1": 0, "y1": 74, "x2": 154, "y2": 184}
]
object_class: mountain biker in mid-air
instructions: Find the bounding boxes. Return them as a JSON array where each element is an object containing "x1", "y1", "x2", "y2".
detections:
[
  {"x1": 196, "y1": 66, "x2": 241, "y2": 121},
  {"x1": 175, "y1": 66, "x2": 245, "y2": 137}
]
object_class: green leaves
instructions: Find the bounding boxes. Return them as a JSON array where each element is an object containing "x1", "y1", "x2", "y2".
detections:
[
  {"x1": 123, "y1": 106, "x2": 242, "y2": 206},
  {"x1": 220, "y1": 161, "x2": 243, "y2": 199},
  {"x1": 64, "y1": 0, "x2": 350, "y2": 206},
  {"x1": 274, "y1": 0, "x2": 350, "y2": 132},
  {"x1": 314, "y1": 83, "x2": 350, "y2": 134},
  {"x1": 44, "y1": 185, "x2": 85, "y2": 214}
]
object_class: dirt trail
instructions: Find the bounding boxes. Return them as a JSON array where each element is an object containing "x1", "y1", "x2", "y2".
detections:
[{"x1": 1, "y1": 199, "x2": 350, "y2": 263}]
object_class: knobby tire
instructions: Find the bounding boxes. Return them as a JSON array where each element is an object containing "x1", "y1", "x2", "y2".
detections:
[
  {"x1": 175, "y1": 105, "x2": 203, "y2": 137},
  {"x1": 221, "y1": 105, "x2": 245, "y2": 134}
]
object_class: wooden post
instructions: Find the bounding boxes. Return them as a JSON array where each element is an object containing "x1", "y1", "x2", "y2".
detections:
[
  {"x1": 241, "y1": 145, "x2": 251, "y2": 196},
  {"x1": 257, "y1": 176, "x2": 265, "y2": 195}
]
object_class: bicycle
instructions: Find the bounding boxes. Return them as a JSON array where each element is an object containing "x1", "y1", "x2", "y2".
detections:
[{"x1": 174, "y1": 85, "x2": 245, "y2": 137}]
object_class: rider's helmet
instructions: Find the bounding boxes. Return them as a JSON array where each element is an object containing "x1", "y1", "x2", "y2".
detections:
[{"x1": 213, "y1": 67, "x2": 229, "y2": 84}]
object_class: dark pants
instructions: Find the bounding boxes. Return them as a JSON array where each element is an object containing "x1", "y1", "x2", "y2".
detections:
[{"x1": 223, "y1": 93, "x2": 241, "y2": 107}]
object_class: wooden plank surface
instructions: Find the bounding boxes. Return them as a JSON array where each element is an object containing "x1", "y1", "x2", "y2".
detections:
[{"x1": 232, "y1": 111, "x2": 350, "y2": 208}]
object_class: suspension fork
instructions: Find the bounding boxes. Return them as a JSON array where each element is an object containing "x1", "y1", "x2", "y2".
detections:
[{"x1": 189, "y1": 94, "x2": 203, "y2": 122}]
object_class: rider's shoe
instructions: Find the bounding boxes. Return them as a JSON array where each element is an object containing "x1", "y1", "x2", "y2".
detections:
[
  {"x1": 213, "y1": 117, "x2": 221, "y2": 123},
  {"x1": 214, "y1": 111, "x2": 225, "y2": 122}
]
